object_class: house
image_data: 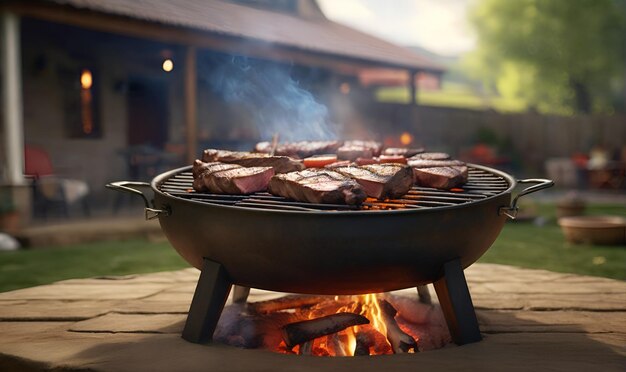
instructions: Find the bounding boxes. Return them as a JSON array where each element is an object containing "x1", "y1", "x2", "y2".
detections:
[{"x1": 0, "y1": 0, "x2": 444, "y2": 225}]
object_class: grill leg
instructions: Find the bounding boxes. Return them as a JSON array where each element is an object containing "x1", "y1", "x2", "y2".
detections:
[
  {"x1": 433, "y1": 258, "x2": 482, "y2": 345},
  {"x1": 182, "y1": 258, "x2": 232, "y2": 344}
]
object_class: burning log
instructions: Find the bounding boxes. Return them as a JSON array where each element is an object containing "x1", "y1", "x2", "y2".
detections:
[
  {"x1": 354, "y1": 331, "x2": 375, "y2": 356},
  {"x1": 281, "y1": 312, "x2": 369, "y2": 349},
  {"x1": 378, "y1": 299, "x2": 418, "y2": 353},
  {"x1": 298, "y1": 340, "x2": 313, "y2": 355},
  {"x1": 248, "y1": 295, "x2": 334, "y2": 313},
  {"x1": 329, "y1": 333, "x2": 347, "y2": 356}
]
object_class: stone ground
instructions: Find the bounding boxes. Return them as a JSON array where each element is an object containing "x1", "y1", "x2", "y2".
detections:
[{"x1": 0, "y1": 263, "x2": 624, "y2": 371}]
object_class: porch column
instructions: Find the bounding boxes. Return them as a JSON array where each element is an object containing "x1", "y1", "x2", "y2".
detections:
[
  {"x1": 184, "y1": 46, "x2": 197, "y2": 163},
  {"x1": 1, "y1": 12, "x2": 24, "y2": 185},
  {"x1": 408, "y1": 69, "x2": 418, "y2": 106}
]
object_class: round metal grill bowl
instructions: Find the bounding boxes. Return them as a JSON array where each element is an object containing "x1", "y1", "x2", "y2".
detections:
[{"x1": 132, "y1": 163, "x2": 544, "y2": 295}]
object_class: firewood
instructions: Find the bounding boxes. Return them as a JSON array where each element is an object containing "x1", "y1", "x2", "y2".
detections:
[
  {"x1": 281, "y1": 312, "x2": 369, "y2": 349},
  {"x1": 298, "y1": 340, "x2": 313, "y2": 355},
  {"x1": 248, "y1": 295, "x2": 333, "y2": 313},
  {"x1": 378, "y1": 299, "x2": 418, "y2": 353},
  {"x1": 354, "y1": 331, "x2": 374, "y2": 356},
  {"x1": 329, "y1": 333, "x2": 347, "y2": 356}
]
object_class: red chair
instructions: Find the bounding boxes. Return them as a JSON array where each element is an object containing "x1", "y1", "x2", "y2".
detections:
[{"x1": 24, "y1": 145, "x2": 90, "y2": 219}]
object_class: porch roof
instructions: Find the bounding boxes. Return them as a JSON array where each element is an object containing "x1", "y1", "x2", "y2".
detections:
[{"x1": 30, "y1": 0, "x2": 443, "y2": 72}]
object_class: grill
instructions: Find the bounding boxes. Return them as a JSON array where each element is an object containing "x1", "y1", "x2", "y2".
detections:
[
  {"x1": 107, "y1": 163, "x2": 552, "y2": 348},
  {"x1": 158, "y1": 166, "x2": 510, "y2": 212}
]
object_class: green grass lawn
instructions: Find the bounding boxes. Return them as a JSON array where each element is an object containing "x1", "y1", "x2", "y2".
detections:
[
  {"x1": 0, "y1": 203, "x2": 624, "y2": 293},
  {"x1": 376, "y1": 83, "x2": 527, "y2": 113},
  {"x1": 0, "y1": 239, "x2": 187, "y2": 293}
]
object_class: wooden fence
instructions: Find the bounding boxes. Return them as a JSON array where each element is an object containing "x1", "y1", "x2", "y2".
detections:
[{"x1": 359, "y1": 103, "x2": 626, "y2": 176}]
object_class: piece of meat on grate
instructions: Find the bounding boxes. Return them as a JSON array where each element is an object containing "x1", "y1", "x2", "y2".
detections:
[
  {"x1": 408, "y1": 152, "x2": 451, "y2": 161},
  {"x1": 412, "y1": 166, "x2": 468, "y2": 189},
  {"x1": 204, "y1": 166, "x2": 275, "y2": 194},
  {"x1": 268, "y1": 169, "x2": 367, "y2": 205},
  {"x1": 382, "y1": 147, "x2": 425, "y2": 158},
  {"x1": 336, "y1": 140, "x2": 383, "y2": 161},
  {"x1": 408, "y1": 158, "x2": 468, "y2": 189},
  {"x1": 202, "y1": 149, "x2": 304, "y2": 174},
  {"x1": 192, "y1": 160, "x2": 242, "y2": 192},
  {"x1": 334, "y1": 164, "x2": 413, "y2": 199},
  {"x1": 255, "y1": 141, "x2": 342, "y2": 158}
]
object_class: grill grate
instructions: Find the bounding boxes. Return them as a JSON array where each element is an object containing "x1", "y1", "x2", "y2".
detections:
[{"x1": 157, "y1": 167, "x2": 510, "y2": 212}]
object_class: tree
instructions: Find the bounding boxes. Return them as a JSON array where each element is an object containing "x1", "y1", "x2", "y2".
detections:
[{"x1": 465, "y1": 0, "x2": 626, "y2": 114}]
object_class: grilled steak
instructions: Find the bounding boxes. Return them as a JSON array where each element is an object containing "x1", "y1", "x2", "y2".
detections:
[
  {"x1": 192, "y1": 160, "x2": 242, "y2": 192},
  {"x1": 407, "y1": 159, "x2": 465, "y2": 168},
  {"x1": 408, "y1": 152, "x2": 451, "y2": 161},
  {"x1": 408, "y1": 158, "x2": 468, "y2": 189},
  {"x1": 334, "y1": 164, "x2": 413, "y2": 199},
  {"x1": 413, "y1": 166, "x2": 468, "y2": 189},
  {"x1": 202, "y1": 149, "x2": 304, "y2": 174},
  {"x1": 203, "y1": 166, "x2": 275, "y2": 194},
  {"x1": 382, "y1": 147, "x2": 424, "y2": 158},
  {"x1": 268, "y1": 169, "x2": 367, "y2": 205},
  {"x1": 336, "y1": 140, "x2": 382, "y2": 161},
  {"x1": 255, "y1": 141, "x2": 342, "y2": 158}
]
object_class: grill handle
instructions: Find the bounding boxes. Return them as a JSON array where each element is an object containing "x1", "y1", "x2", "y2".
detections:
[
  {"x1": 499, "y1": 178, "x2": 554, "y2": 220},
  {"x1": 105, "y1": 181, "x2": 170, "y2": 220}
]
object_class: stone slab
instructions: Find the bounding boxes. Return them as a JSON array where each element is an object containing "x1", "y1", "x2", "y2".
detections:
[
  {"x1": 0, "y1": 300, "x2": 114, "y2": 320},
  {"x1": 0, "y1": 283, "x2": 169, "y2": 300},
  {"x1": 0, "y1": 263, "x2": 625, "y2": 372},
  {"x1": 69, "y1": 313, "x2": 186, "y2": 334},
  {"x1": 477, "y1": 310, "x2": 626, "y2": 334}
]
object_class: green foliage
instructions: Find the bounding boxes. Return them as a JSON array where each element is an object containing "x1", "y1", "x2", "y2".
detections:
[{"x1": 466, "y1": 0, "x2": 626, "y2": 114}]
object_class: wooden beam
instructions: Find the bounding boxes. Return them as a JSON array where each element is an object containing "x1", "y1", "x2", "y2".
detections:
[{"x1": 185, "y1": 46, "x2": 197, "y2": 163}]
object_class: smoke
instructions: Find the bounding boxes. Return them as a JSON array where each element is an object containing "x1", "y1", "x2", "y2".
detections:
[{"x1": 208, "y1": 56, "x2": 337, "y2": 141}]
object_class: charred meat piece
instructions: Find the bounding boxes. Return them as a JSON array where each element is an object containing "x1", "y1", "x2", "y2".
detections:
[
  {"x1": 255, "y1": 141, "x2": 342, "y2": 158},
  {"x1": 336, "y1": 140, "x2": 383, "y2": 161},
  {"x1": 408, "y1": 152, "x2": 451, "y2": 161},
  {"x1": 407, "y1": 159, "x2": 464, "y2": 168},
  {"x1": 344, "y1": 140, "x2": 383, "y2": 156},
  {"x1": 192, "y1": 160, "x2": 242, "y2": 192},
  {"x1": 337, "y1": 145, "x2": 373, "y2": 161},
  {"x1": 324, "y1": 160, "x2": 353, "y2": 169},
  {"x1": 412, "y1": 166, "x2": 468, "y2": 189},
  {"x1": 334, "y1": 164, "x2": 413, "y2": 199},
  {"x1": 268, "y1": 169, "x2": 367, "y2": 205},
  {"x1": 203, "y1": 166, "x2": 275, "y2": 194},
  {"x1": 407, "y1": 158, "x2": 468, "y2": 189},
  {"x1": 202, "y1": 149, "x2": 304, "y2": 174},
  {"x1": 382, "y1": 147, "x2": 424, "y2": 158}
]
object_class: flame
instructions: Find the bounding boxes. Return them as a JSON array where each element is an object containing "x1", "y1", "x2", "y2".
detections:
[{"x1": 333, "y1": 294, "x2": 389, "y2": 356}]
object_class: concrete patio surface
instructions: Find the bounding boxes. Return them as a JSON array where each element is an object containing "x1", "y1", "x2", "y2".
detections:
[{"x1": 0, "y1": 263, "x2": 624, "y2": 371}]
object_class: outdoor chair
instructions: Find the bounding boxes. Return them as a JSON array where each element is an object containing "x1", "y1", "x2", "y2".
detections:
[{"x1": 24, "y1": 145, "x2": 90, "y2": 219}]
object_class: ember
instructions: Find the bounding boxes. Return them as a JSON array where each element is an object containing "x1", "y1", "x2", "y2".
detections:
[{"x1": 213, "y1": 292, "x2": 452, "y2": 357}]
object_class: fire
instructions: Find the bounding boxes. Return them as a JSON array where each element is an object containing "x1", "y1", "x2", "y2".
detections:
[
  {"x1": 333, "y1": 294, "x2": 391, "y2": 356},
  {"x1": 252, "y1": 293, "x2": 434, "y2": 357}
]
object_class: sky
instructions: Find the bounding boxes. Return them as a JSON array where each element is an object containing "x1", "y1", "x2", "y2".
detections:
[{"x1": 317, "y1": 0, "x2": 476, "y2": 57}]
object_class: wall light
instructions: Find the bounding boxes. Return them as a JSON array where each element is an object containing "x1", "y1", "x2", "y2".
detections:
[
  {"x1": 162, "y1": 59, "x2": 174, "y2": 72},
  {"x1": 80, "y1": 69, "x2": 93, "y2": 89}
]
